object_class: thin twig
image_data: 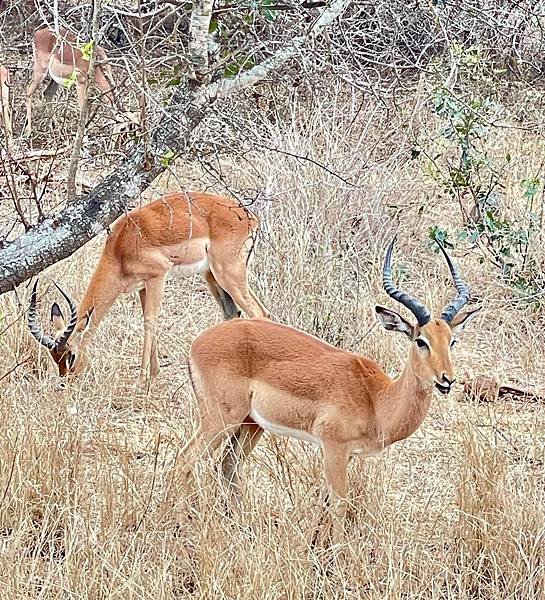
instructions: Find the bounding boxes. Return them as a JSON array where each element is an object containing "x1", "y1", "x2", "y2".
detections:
[
  {"x1": 0, "y1": 357, "x2": 30, "y2": 382},
  {"x1": 254, "y1": 141, "x2": 363, "y2": 189},
  {"x1": 0, "y1": 432, "x2": 20, "y2": 506}
]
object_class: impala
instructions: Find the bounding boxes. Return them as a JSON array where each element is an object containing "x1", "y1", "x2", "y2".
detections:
[
  {"x1": 28, "y1": 192, "x2": 269, "y2": 383},
  {"x1": 180, "y1": 239, "x2": 479, "y2": 541},
  {"x1": 0, "y1": 64, "x2": 12, "y2": 140},
  {"x1": 25, "y1": 27, "x2": 114, "y2": 135}
]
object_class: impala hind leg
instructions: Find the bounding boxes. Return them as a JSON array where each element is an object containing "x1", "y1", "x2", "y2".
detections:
[
  {"x1": 25, "y1": 62, "x2": 49, "y2": 136},
  {"x1": 94, "y1": 65, "x2": 115, "y2": 105},
  {"x1": 0, "y1": 79, "x2": 12, "y2": 141},
  {"x1": 208, "y1": 250, "x2": 269, "y2": 319},
  {"x1": 139, "y1": 275, "x2": 166, "y2": 385},
  {"x1": 220, "y1": 417, "x2": 263, "y2": 493},
  {"x1": 74, "y1": 72, "x2": 88, "y2": 109},
  {"x1": 203, "y1": 270, "x2": 240, "y2": 320},
  {"x1": 178, "y1": 419, "x2": 230, "y2": 487},
  {"x1": 181, "y1": 361, "x2": 251, "y2": 487}
]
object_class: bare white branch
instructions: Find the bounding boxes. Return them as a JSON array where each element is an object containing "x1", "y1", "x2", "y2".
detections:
[
  {"x1": 203, "y1": 0, "x2": 350, "y2": 101},
  {"x1": 189, "y1": 0, "x2": 214, "y2": 77}
]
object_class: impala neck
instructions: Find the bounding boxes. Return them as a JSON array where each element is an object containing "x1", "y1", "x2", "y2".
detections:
[
  {"x1": 377, "y1": 348, "x2": 433, "y2": 446},
  {"x1": 76, "y1": 262, "x2": 124, "y2": 340}
]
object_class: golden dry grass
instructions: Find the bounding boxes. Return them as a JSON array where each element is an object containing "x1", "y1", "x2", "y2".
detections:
[{"x1": 0, "y1": 90, "x2": 544, "y2": 598}]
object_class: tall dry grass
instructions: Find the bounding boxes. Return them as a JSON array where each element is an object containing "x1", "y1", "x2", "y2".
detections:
[{"x1": 0, "y1": 88, "x2": 544, "y2": 598}]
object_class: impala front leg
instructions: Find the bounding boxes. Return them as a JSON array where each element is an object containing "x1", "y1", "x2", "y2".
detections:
[
  {"x1": 138, "y1": 287, "x2": 160, "y2": 378},
  {"x1": 322, "y1": 442, "x2": 349, "y2": 546},
  {"x1": 139, "y1": 276, "x2": 166, "y2": 385}
]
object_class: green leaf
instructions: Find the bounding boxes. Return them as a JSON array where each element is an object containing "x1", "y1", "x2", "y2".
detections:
[
  {"x1": 428, "y1": 226, "x2": 454, "y2": 248},
  {"x1": 165, "y1": 76, "x2": 182, "y2": 87},
  {"x1": 209, "y1": 18, "x2": 219, "y2": 33},
  {"x1": 80, "y1": 40, "x2": 95, "y2": 61},
  {"x1": 63, "y1": 70, "x2": 78, "y2": 89},
  {"x1": 521, "y1": 176, "x2": 541, "y2": 199},
  {"x1": 161, "y1": 150, "x2": 175, "y2": 167},
  {"x1": 223, "y1": 54, "x2": 256, "y2": 78},
  {"x1": 262, "y1": 0, "x2": 277, "y2": 20}
]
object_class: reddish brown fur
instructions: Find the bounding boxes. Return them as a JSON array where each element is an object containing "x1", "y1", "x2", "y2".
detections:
[
  {"x1": 25, "y1": 27, "x2": 114, "y2": 135},
  {"x1": 181, "y1": 307, "x2": 478, "y2": 542},
  {"x1": 45, "y1": 192, "x2": 269, "y2": 382}
]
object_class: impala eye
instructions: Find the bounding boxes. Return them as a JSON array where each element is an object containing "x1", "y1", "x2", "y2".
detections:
[{"x1": 415, "y1": 338, "x2": 429, "y2": 350}]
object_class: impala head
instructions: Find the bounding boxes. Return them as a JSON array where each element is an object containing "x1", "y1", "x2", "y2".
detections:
[
  {"x1": 28, "y1": 280, "x2": 94, "y2": 376},
  {"x1": 376, "y1": 238, "x2": 479, "y2": 395}
]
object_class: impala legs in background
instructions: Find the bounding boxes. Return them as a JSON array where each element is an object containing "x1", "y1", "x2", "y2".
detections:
[
  {"x1": 220, "y1": 420, "x2": 264, "y2": 491},
  {"x1": 25, "y1": 54, "x2": 50, "y2": 136},
  {"x1": 202, "y1": 270, "x2": 240, "y2": 320},
  {"x1": 208, "y1": 241, "x2": 269, "y2": 319},
  {"x1": 0, "y1": 65, "x2": 12, "y2": 141},
  {"x1": 139, "y1": 274, "x2": 169, "y2": 385}
]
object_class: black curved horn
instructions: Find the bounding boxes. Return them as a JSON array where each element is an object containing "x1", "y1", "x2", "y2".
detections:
[
  {"x1": 437, "y1": 242, "x2": 470, "y2": 322},
  {"x1": 52, "y1": 281, "x2": 78, "y2": 351},
  {"x1": 27, "y1": 280, "x2": 56, "y2": 350},
  {"x1": 383, "y1": 238, "x2": 431, "y2": 326}
]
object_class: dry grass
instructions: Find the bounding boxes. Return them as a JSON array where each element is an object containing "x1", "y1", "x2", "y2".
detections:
[{"x1": 0, "y1": 89, "x2": 544, "y2": 598}]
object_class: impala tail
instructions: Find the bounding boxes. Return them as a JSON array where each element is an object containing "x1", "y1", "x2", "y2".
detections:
[
  {"x1": 43, "y1": 79, "x2": 58, "y2": 101},
  {"x1": 218, "y1": 287, "x2": 240, "y2": 320}
]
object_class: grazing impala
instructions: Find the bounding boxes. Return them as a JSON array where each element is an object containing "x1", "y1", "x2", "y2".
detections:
[
  {"x1": 180, "y1": 239, "x2": 479, "y2": 541},
  {"x1": 25, "y1": 27, "x2": 114, "y2": 135},
  {"x1": 28, "y1": 192, "x2": 269, "y2": 383},
  {"x1": 0, "y1": 64, "x2": 12, "y2": 140}
]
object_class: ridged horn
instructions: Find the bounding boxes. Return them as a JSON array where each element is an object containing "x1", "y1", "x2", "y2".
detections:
[
  {"x1": 52, "y1": 281, "x2": 78, "y2": 351},
  {"x1": 383, "y1": 238, "x2": 431, "y2": 326},
  {"x1": 436, "y1": 242, "x2": 471, "y2": 322},
  {"x1": 27, "y1": 280, "x2": 56, "y2": 350}
]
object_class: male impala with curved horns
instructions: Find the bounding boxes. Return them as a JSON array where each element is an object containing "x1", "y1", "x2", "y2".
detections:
[
  {"x1": 25, "y1": 27, "x2": 114, "y2": 136},
  {"x1": 28, "y1": 192, "x2": 269, "y2": 383},
  {"x1": 180, "y1": 239, "x2": 479, "y2": 541}
]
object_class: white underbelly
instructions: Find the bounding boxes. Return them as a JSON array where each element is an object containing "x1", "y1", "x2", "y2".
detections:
[
  {"x1": 168, "y1": 256, "x2": 209, "y2": 279},
  {"x1": 351, "y1": 446, "x2": 383, "y2": 458},
  {"x1": 249, "y1": 408, "x2": 323, "y2": 448},
  {"x1": 49, "y1": 67, "x2": 75, "y2": 86}
]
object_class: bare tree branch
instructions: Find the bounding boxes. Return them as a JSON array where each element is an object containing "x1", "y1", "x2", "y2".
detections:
[
  {"x1": 202, "y1": 0, "x2": 349, "y2": 100},
  {"x1": 189, "y1": 0, "x2": 214, "y2": 78}
]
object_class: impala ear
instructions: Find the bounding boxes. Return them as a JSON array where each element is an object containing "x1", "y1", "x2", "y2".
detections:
[
  {"x1": 449, "y1": 306, "x2": 480, "y2": 341},
  {"x1": 79, "y1": 307, "x2": 95, "y2": 335},
  {"x1": 50, "y1": 302, "x2": 65, "y2": 332},
  {"x1": 375, "y1": 305, "x2": 414, "y2": 339}
]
